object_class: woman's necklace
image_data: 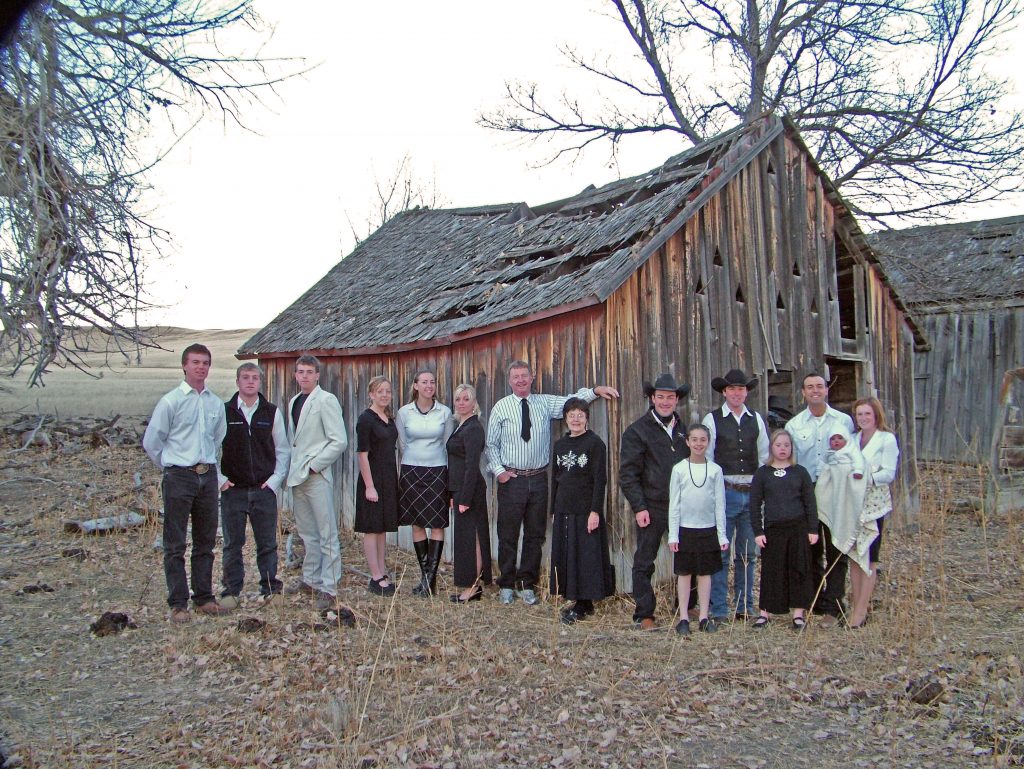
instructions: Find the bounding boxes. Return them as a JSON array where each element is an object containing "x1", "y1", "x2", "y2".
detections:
[
  {"x1": 415, "y1": 400, "x2": 432, "y2": 416},
  {"x1": 772, "y1": 464, "x2": 787, "y2": 478},
  {"x1": 688, "y1": 459, "x2": 708, "y2": 488}
]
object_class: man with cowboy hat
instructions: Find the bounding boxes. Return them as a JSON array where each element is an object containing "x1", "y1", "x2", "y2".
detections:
[
  {"x1": 619, "y1": 373, "x2": 690, "y2": 630},
  {"x1": 702, "y1": 368, "x2": 770, "y2": 621}
]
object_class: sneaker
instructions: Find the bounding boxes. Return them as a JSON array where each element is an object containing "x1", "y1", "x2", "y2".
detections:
[
  {"x1": 219, "y1": 594, "x2": 240, "y2": 611},
  {"x1": 195, "y1": 601, "x2": 230, "y2": 616},
  {"x1": 699, "y1": 617, "x2": 718, "y2": 633},
  {"x1": 169, "y1": 607, "x2": 191, "y2": 624},
  {"x1": 516, "y1": 588, "x2": 539, "y2": 605},
  {"x1": 498, "y1": 588, "x2": 516, "y2": 605},
  {"x1": 313, "y1": 591, "x2": 337, "y2": 612},
  {"x1": 675, "y1": 619, "x2": 690, "y2": 636},
  {"x1": 284, "y1": 580, "x2": 314, "y2": 596}
]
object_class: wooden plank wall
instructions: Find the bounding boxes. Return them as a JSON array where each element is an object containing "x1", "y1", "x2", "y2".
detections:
[{"x1": 912, "y1": 304, "x2": 1024, "y2": 462}]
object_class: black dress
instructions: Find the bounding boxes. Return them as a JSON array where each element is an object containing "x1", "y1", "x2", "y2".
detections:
[
  {"x1": 446, "y1": 415, "x2": 492, "y2": 588},
  {"x1": 549, "y1": 430, "x2": 614, "y2": 601},
  {"x1": 354, "y1": 408, "x2": 400, "y2": 534}
]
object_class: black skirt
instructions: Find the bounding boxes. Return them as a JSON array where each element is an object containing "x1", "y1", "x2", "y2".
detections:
[
  {"x1": 399, "y1": 465, "x2": 450, "y2": 529},
  {"x1": 673, "y1": 526, "x2": 723, "y2": 576},
  {"x1": 759, "y1": 516, "x2": 813, "y2": 613}
]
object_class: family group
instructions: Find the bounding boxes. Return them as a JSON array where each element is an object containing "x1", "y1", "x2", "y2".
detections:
[{"x1": 141, "y1": 344, "x2": 898, "y2": 632}]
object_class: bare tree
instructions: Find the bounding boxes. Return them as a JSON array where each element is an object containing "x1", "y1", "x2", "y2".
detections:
[
  {"x1": 481, "y1": 0, "x2": 1024, "y2": 222},
  {"x1": 0, "y1": 1, "x2": 296, "y2": 385},
  {"x1": 344, "y1": 153, "x2": 447, "y2": 246}
]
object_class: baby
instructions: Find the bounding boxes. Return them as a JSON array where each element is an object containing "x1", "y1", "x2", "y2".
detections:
[{"x1": 820, "y1": 426, "x2": 865, "y2": 479}]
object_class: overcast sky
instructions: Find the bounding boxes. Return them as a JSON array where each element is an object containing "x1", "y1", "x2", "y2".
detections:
[{"x1": 141, "y1": 0, "x2": 1024, "y2": 331}]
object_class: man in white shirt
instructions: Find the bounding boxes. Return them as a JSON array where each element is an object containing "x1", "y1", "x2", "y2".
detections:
[
  {"x1": 702, "y1": 368, "x2": 770, "y2": 621},
  {"x1": 218, "y1": 363, "x2": 290, "y2": 609},
  {"x1": 786, "y1": 372, "x2": 855, "y2": 625},
  {"x1": 485, "y1": 360, "x2": 618, "y2": 606},
  {"x1": 143, "y1": 343, "x2": 230, "y2": 623}
]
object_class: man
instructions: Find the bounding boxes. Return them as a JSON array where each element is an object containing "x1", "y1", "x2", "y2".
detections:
[
  {"x1": 218, "y1": 363, "x2": 290, "y2": 609},
  {"x1": 619, "y1": 373, "x2": 690, "y2": 630},
  {"x1": 485, "y1": 360, "x2": 618, "y2": 606},
  {"x1": 703, "y1": 368, "x2": 770, "y2": 622},
  {"x1": 143, "y1": 343, "x2": 230, "y2": 623},
  {"x1": 786, "y1": 372, "x2": 855, "y2": 625},
  {"x1": 284, "y1": 354, "x2": 348, "y2": 612}
]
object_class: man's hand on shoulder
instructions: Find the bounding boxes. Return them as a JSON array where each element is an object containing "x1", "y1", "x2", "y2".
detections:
[{"x1": 594, "y1": 385, "x2": 620, "y2": 400}]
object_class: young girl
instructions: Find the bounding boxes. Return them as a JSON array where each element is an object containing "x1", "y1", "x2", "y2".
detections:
[
  {"x1": 750, "y1": 429, "x2": 818, "y2": 629},
  {"x1": 668, "y1": 424, "x2": 728, "y2": 635}
]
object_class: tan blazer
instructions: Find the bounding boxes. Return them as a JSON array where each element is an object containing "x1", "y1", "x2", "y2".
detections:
[{"x1": 286, "y1": 385, "x2": 348, "y2": 487}]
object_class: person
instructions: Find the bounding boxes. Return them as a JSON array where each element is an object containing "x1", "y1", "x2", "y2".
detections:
[
  {"x1": 818, "y1": 428, "x2": 865, "y2": 480},
  {"x1": 703, "y1": 368, "x2": 770, "y2": 622},
  {"x1": 354, "y1": 376, "x2": 400, "y2": 597},
  {"x1": 485, "y1": 360, "x2": 618, "y2": 606},
  {"x1": 750, "y1": 429, "x2": 818, "y2": 630},
  {"x1": 668, "y1": 424, "x2": 728, "y2": 635},
  {"x1": 849, "y1": 397, "x2": 900, "y2": 628},
  {"x1": 549, "y1": 398, "x2": 614, "y2": 624},
  {"x1": 218, "y1": 362, "x2": 291, "y2": 609},
  {"x1": 619, "y1": 373, "x2": 691, "y2": 630},
  {"x1": 284, "y1": 354, "x2": 349, "y2": 612},
  {"x1": 446, "y1": 383, "x2": 492, "y2": 604},
  {"x1": 396, "y1": 370, "x2": 453, "y2": 597},
  {"x1": 142, "y1": 343, "x2": 230, "y2": 623},
  {"x1": 786, "y1": 372, "x2": 855, "y2": 626}
]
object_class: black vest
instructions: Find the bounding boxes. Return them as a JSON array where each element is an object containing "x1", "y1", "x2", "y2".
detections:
[
  {"x1": 711, "y1": 408, "x2": 761, "y2": 474},
  {"x1": 221, "y1": 393, "x2": 279, "y2": 488}
]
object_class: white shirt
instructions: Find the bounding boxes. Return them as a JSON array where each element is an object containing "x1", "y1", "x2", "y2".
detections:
[
  {"x1": 222, "y1": 395, "x2": 291, "y2": 493},
  {"x1": 396, "y1": 401, "x2": 453, "y2": 467},
  {"x1": 485, "y1": 388, "x2": 596, "y2": 475},
  {"x1": 667, "y1": 459, "x2": 728, "y2": 547},
  {"x1": 701, "y1": 403, "x2": 770, "y2": 483},
  {"x1": 143, "y1": 381, "x2": 226, "y2": 468},
  {"x1": 856, "y1": 430, "x2": 900, "y2": 486},
  {"x1": 787, "y1": 405, "x2": 855, "y2": 482}
]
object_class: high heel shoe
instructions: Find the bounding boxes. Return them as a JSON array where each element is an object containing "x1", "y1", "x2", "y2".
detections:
[{"x1": 450, "y1": 586, "x2": 483, "y2": 603}]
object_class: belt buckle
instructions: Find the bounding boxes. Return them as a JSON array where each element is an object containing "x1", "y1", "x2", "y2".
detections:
[{"x1": 194, "y1": 463, "x2": 210, "y2": 475}]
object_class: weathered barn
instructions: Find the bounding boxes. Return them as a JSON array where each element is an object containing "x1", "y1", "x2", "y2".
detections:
[
  {"x1": 240, "y1": 116, "x2": 922, "y2": 592},
  {"x1": 872, "y1": 215, "x2": 1024, "y2": 464}
]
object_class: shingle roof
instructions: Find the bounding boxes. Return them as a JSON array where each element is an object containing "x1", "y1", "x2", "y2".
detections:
[{"x1": 870, "y1": 215, "x2": 1024, "y2": 306}]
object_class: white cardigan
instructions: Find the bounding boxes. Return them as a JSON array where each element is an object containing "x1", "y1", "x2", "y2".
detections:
[
  {"x1": 667, "y1": 459, "x2": 728, "y2": 547},
  {"x1": 856, "y1": 430, "x2": 899, "y2": 486}
]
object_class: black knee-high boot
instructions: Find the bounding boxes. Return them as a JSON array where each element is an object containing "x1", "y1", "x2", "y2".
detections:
[
  {"x1": 411, "y1": 539, "x2": 429, "y2": 595},
  {"x1": 415, "y1": 539, "x2": 443, "y2": 597}
]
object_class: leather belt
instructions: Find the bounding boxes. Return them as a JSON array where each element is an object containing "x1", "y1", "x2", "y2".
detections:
[
  {"x1": 170, "y1": 463, "x2": 211, "y2": 475},
  {"x1": 507, "y1": 466, "x2": 548, "y2": 477},
  {"x1": 725, "y1": 480, "x2": 751, "y2": 491}
]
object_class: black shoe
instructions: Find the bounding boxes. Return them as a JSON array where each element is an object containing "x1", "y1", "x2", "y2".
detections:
[
  {"x1": 675, "y1": 619, "x2": 690, "y2": 636},
  {"x1": 699, "y1": 617, "x2": 718, "y2": 633},
  {"x1": 572, "y1": 599, "x2": 595, "y2": 617},
  {"x1": 561, "y1": 608, "x2": 584, "y2": 625},
  {"x1": 367, "y1": 576, "x2": 396, "y2": 596},
  {"x1": 450, "y1": 587, "x2": 483, "y2": 604}
]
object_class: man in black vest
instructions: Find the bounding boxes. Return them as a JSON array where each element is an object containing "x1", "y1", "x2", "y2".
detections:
[
  {"x1": 218, "y1": 363, "x2": 291, "y2": 608},
  {"x1": 702, "y1": 369, "x2": 769, "y2": 621},
  {"x1": 619, "y1": 373, "x2": 690, "y2": 630}
]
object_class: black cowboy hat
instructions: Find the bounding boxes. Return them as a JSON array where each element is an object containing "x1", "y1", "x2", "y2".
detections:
[
  {"x1": 643, "y1": 373, "x2": 691, "y2": 399},
  {"x1": 711, "y1": 368, "x2": 759, "y2": 393}
]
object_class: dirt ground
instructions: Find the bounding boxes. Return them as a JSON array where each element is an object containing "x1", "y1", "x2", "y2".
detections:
[{"x1": 0, "y1": 442, "x2": 1021, "y2": 769}]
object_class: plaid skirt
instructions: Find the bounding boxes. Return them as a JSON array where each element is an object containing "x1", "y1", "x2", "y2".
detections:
[{"x1": 399, "y1": 464, "x2": 450, "y2": 529}]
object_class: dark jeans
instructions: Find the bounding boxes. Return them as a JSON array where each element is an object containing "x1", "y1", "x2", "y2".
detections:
[
  {"x1": 162, "y1": 467, "x2": 219, "y2": 609},
  {"x1": 221, "y1": 485, "x2": 281, "y2": 597},
  {"x1": 631, "y1": 503, "x2": 668, "y2": 622},
  {"x1": 496, "y1": 473, "x2": 548, "y2": 590},
  {"x1": 811, "y1": 522, "x2": 847, "y2": 616}
]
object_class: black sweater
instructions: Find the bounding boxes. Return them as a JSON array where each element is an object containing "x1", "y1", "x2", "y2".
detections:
[{"x1": 749, "y1": 464, "x2": 817, "y2": 537}]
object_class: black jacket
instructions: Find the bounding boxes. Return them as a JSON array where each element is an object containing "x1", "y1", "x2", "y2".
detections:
[{"x1": 618, "y1": 409, "x2": 689, "y2": 512}]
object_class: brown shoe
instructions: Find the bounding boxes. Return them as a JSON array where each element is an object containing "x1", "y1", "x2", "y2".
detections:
[
  {"x1": 639, "y1": 617, "x2": 656, "y2": 631},
  {"x1": 169, "y1": 608, "x2": 191, "y2": 624},
  {"x1": 284, "y1": 580, "x2": 314, "y2": 596},
  {"x1": 818, "y1": 614, "x2": 838, "y2": 629},
  {"x1": 195, "y1": 601, "x2": 230, "y2": 616},
  {"x1": 313, "y1": 591, "x2": 338, "y2": 612}
]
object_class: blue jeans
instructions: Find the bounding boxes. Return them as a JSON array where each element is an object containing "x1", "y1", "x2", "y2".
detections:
[
  {"x1": 709, "y1": 486, "x2": 758, "y2": 617},
  {"x1": 162, "y1": 467, "x2": 219, "y2": 610},
  {"x1": 221, "y1": 486, "x2": 281, "y2": 597}
]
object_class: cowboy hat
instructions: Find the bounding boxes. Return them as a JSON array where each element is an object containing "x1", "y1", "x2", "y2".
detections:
[
  {"x1": 643, "y1": 373, "x2": 691, "y2": 398},
  {"x1": 711, "y1": 368, "x2": 758, "y2": 393}
]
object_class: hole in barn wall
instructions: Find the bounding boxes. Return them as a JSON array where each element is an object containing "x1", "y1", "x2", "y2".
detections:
[
  {"x1": 776, "y1": 292, "x2": 786, "y2": 309},
  {"x1": 713, "y1": 247, "x2": 724, "y2": 267},
  {"x1": 735, "y1": 284, "x2": 745, "y2": 303},
  {"x1": 792, "y1": 259, "x2": 801, "y2": 276}
]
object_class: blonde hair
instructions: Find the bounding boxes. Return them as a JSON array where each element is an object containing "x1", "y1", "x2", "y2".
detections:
[
  {"x1": 769, "y1": 428, "x2": 797, "y2": 466},
  {"x1": 852, "y1": 397, "x2": 892, "y2": 433},
  {"x1": 453, "y1": 383, "x2": 481, "y2": 416},
  {"x1": 368, "y1": 375, "x2": 393, "y2": 418}
]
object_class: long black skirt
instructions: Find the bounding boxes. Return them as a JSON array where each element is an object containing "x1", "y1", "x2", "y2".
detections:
[
  {"x1": 673, "y1": 526, "x2": 723, "y2": 576},
  {"x1": 549, "y1": 513, "x2": 614, "y2": 601},
  {"x1": 759, "y1": 516, "x2": 813, "y2": 613},
  {"x1": 399, "y1": 465, "x2": 450, "y2": 529},
  {"x1": 450, "y1": 480, "x2": 493, "y2": 588}
]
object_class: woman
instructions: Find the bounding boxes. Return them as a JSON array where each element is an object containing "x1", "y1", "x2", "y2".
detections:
[
  {"x1": 849, "y1": 396, "x2": 899, "y2": 628},
  {"x1": 396, "y1": 370, "x2": 453, "y2": 596},
  {"x1": 446, "y1": 383, "x2": 492, "y2": 603},
  {"x1": 549, "y1": 398, "x2": 614, "y2": 624},
  {"x1": 354, "y1": 376, "x2": 400, "y2": 596}
]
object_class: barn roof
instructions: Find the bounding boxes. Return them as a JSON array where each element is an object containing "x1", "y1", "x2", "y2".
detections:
[
  {"x1": 240, "y1": 116, "x2": 911, "y2": 357},
  {"x1": 870, "y1": 215, "x2": 1024, "y2": 307}
]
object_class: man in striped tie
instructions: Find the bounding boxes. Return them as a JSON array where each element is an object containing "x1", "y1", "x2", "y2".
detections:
[{"x1": 485, "y1": 360, "x2": 619, "y2": 606}]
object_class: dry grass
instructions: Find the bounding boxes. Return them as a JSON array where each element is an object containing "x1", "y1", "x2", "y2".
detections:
[{"x1": 0, "y1": 443, "x2": 1022, "y2": 769}]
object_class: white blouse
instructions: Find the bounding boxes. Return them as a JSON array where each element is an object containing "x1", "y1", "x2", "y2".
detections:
[
  {"x1": 856, "y1": 430, "x2": 899, "y2": 486},
  {"x1": 396, "y1": 401, "x2": 453, "y2": 467},
  {"x1": 667, "y1": 459, "x2": 728, "y2": 547}
]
